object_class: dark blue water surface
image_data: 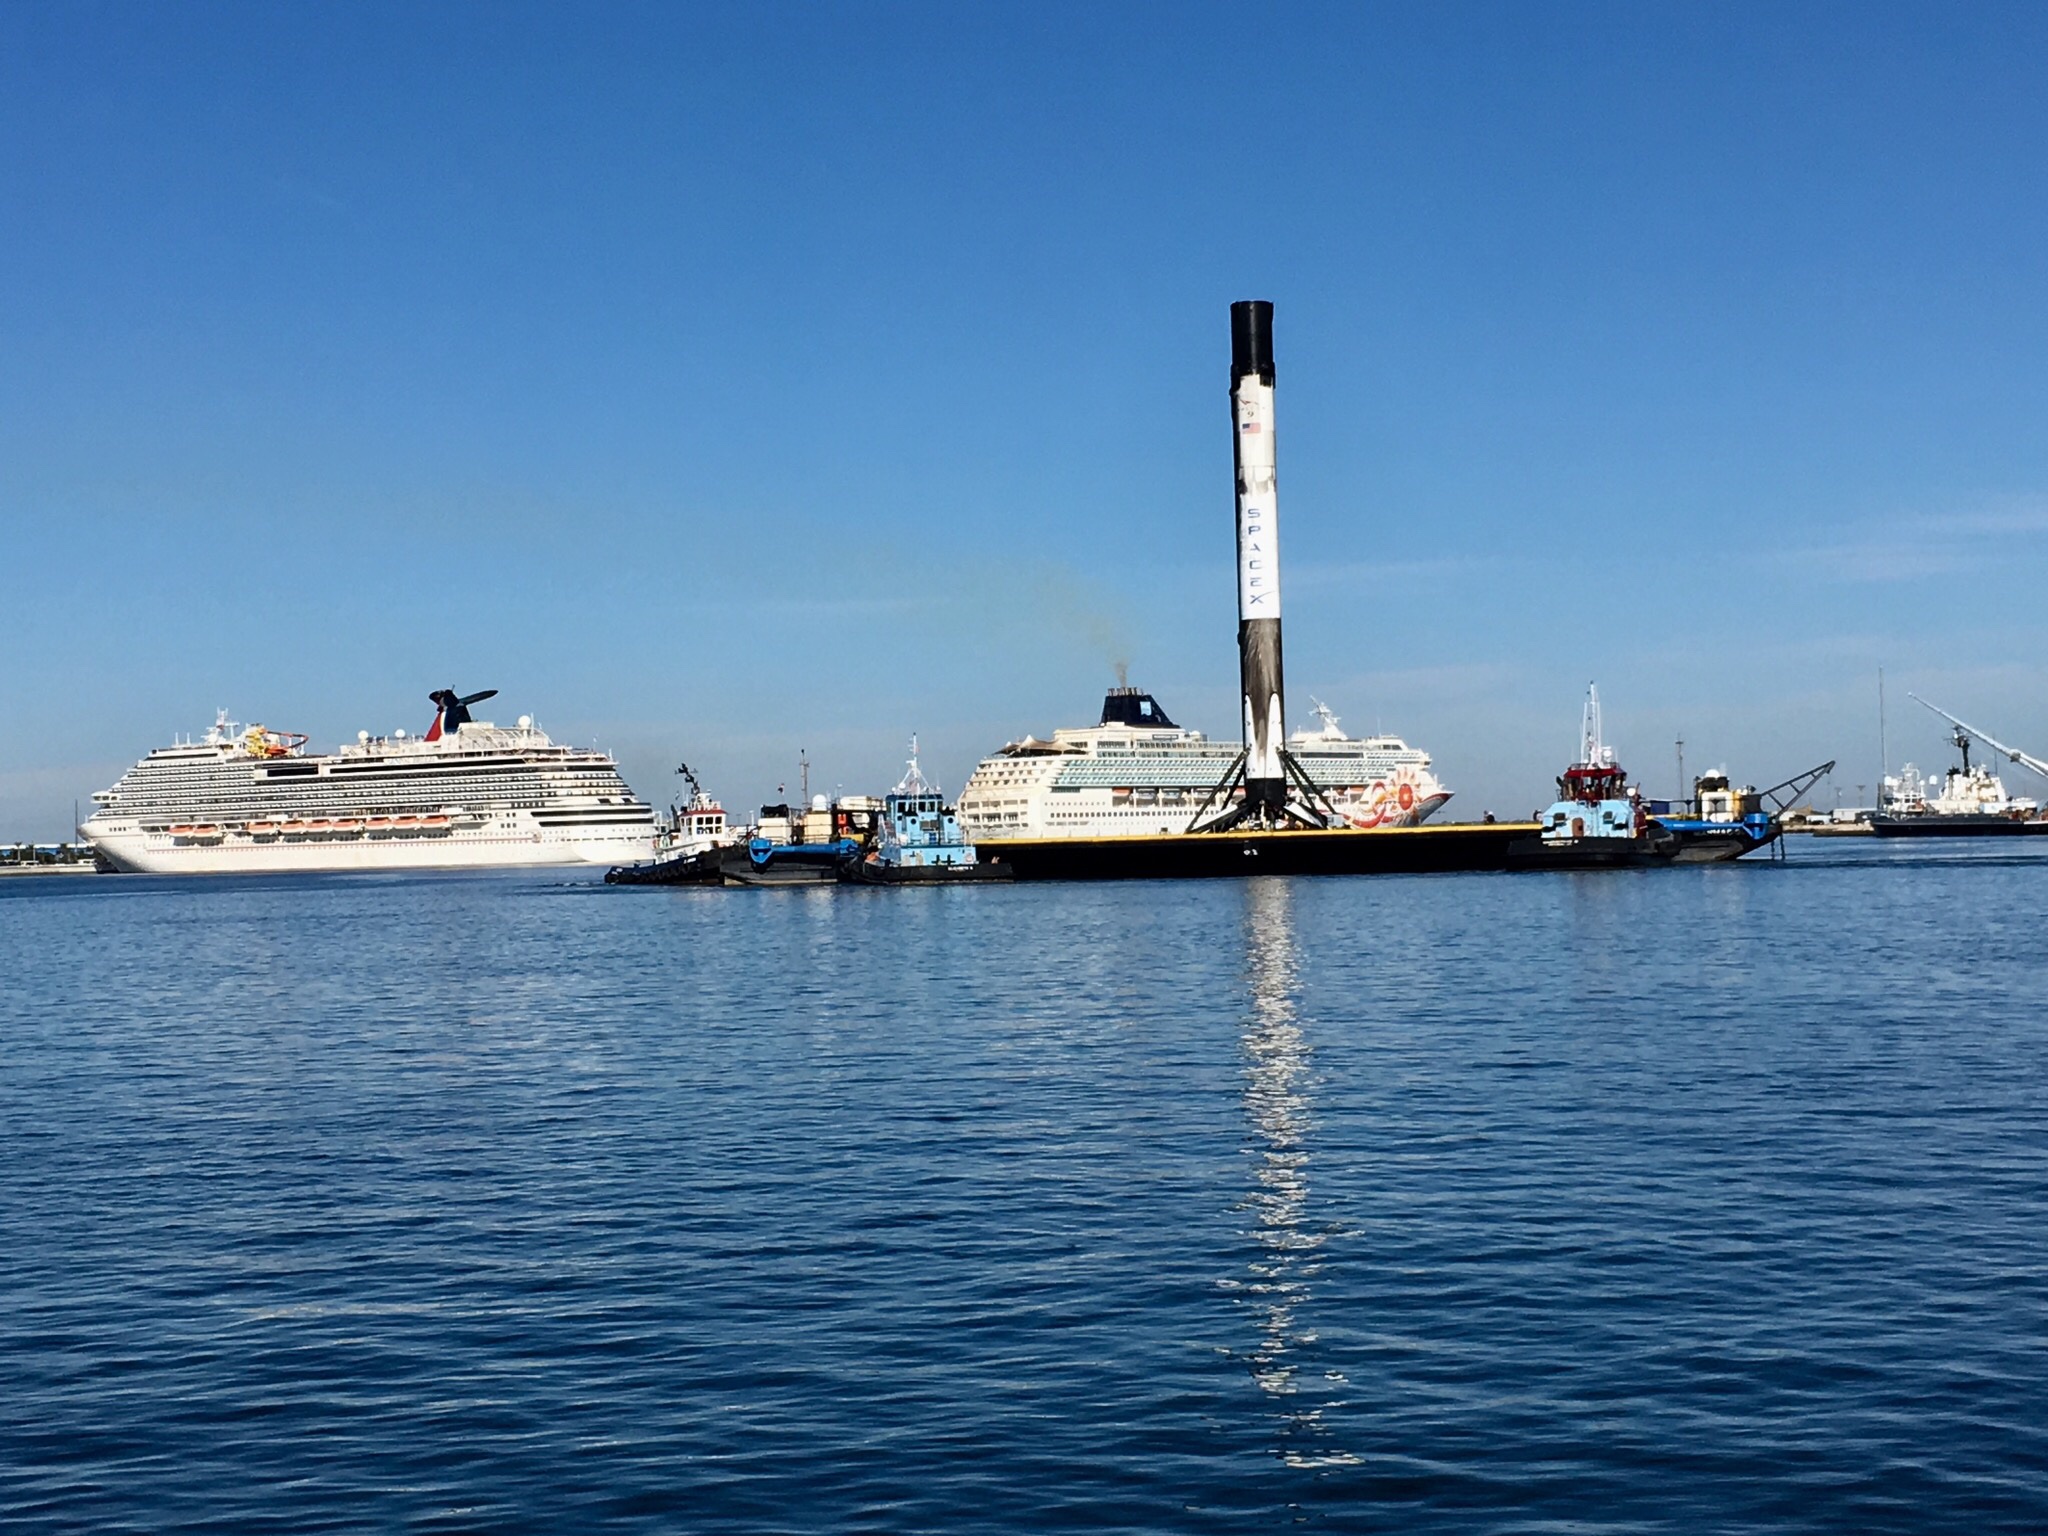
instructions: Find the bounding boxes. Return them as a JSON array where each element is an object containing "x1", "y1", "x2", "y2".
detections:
[{"x1": 4, "y1": 842, "x2": 2047, "y2": 1533}]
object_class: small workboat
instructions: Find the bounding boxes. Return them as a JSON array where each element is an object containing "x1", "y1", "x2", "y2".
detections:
[
  {"x1": 725, "y1": 833, "x2": 861, "y2": 885},
  {"x1": 1652, "y1": 771, "x2": 1782, "y2": 861},
  {"x1": 719, "y1": 774, "x2": 881, "y2": 886}
]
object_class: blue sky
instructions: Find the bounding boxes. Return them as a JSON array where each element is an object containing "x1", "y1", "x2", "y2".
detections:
[{"x1": 6, "y1": 3, "x2": 2048, "y2": 836}]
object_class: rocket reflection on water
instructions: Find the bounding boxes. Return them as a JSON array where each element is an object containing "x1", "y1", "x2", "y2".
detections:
[{"x1": 1228, "y1": 878, "x2": 1359, "y2": 1467}]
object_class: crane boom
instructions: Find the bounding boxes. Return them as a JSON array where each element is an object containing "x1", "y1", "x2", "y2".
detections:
[
  {"x1": 1756, "y1": 760, "x2": 1835, "y2": 814},
  {"x1": 1908, "y1": 695, "x2": 2048, "y2": 783}
]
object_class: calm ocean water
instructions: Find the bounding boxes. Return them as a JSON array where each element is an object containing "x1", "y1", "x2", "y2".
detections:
[{"x1": 4, "y1": 842, "x2": 2046, "y2": 1533}]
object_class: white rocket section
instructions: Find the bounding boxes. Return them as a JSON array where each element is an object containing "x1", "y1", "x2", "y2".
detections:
[
  {"x1": 1243, "y1": 691, "x2": 1285, "y2": 784},
  {"x1": 1234, "y1": 379, "x2": 1281, "y2": 621}
]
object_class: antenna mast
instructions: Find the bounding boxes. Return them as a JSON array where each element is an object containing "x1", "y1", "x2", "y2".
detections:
[{"x1": 1879, "y1": 668, "x2": 1888, "y2": 783}]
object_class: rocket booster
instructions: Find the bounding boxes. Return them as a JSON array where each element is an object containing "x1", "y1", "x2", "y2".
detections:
[{"x1": 1230, "y1": 300, "x2": 1287, "y2": 809}]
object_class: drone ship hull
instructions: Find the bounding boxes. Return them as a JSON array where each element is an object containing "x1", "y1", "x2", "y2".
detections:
[{"x1": 980, "y1": 822, "x2": 1534, "y2": 881}]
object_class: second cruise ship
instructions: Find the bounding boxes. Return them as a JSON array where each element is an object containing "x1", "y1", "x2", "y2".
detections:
[
  {"x1": 955, "y1": 686, "x2": 1451, "y2": 840},
  {"x1": 81, "y1": 687, "x2": 656, "y2": 874}
]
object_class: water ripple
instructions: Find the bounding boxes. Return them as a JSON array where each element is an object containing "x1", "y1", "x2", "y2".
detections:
[{"x1": 3, "y1": 848, "x2": 2046, "y2": 1531}]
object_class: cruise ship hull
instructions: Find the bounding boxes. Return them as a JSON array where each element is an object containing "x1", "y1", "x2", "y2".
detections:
[
  {"x1": 981, "y1": 822, "x2": 1537, "y2": 880},
  {"x1": 86, "y1": 824, "x2": 653, "y2": 875}
]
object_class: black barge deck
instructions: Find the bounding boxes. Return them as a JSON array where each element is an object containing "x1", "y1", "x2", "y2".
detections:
[{"x1": 978, "y1": 822, "x2": 1540, "y2": 881}]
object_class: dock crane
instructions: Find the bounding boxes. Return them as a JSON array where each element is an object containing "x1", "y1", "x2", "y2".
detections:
[{"x1": 1908, "y1": 696, "x2": 2048, "y2": 787}]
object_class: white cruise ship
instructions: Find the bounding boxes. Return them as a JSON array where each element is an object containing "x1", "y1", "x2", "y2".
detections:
[
  {"x1": 81, "y1": 688, "x2": 656, "y2": 874},
  {"x1": 956, "y1": 686, "x2": 1451, "y2": 839}
]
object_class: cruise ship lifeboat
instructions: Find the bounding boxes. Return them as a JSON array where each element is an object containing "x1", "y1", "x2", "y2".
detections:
[
  {"x1": 329, "y1": 819, "x2": 365, "y2": 837},
  {"x1": 364, "y1": 817, "x2": 397, "y2": 835},
  {"x1": 417, "y1": 815, "x2": 453, "y2": 834},
  {"x1": 170, "y1": 824, "x2": 224, "y2": 843}
]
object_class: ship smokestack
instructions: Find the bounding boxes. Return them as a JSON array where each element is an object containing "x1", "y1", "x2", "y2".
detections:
[{"x1": 1230, "y1": 300, "x2": 1287, "y2": 819}]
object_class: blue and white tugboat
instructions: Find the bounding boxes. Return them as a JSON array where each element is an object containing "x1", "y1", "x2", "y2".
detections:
[
  {"x1": 847, "y1": 739, "x2": 1010, "y2": 885},
  {"x1": 1509, "y1": 686, "x2": 1679, "y2": 869}
]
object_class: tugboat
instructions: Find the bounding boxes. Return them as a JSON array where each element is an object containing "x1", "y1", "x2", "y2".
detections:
[
  {"x1": 1508, "y1": 686, "x2": 1679, "y2": 868},
  {"x1": 605, "y1": 763, "x2": 738, "y2": 885},
  {"x1": 846, "y1": 739, "x2": 1011, "y2": 885}
]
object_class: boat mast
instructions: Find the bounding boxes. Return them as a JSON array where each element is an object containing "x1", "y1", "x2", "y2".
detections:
[{"x1": 1879, "y1": 668, "x2": 1888, "y2": 786}]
